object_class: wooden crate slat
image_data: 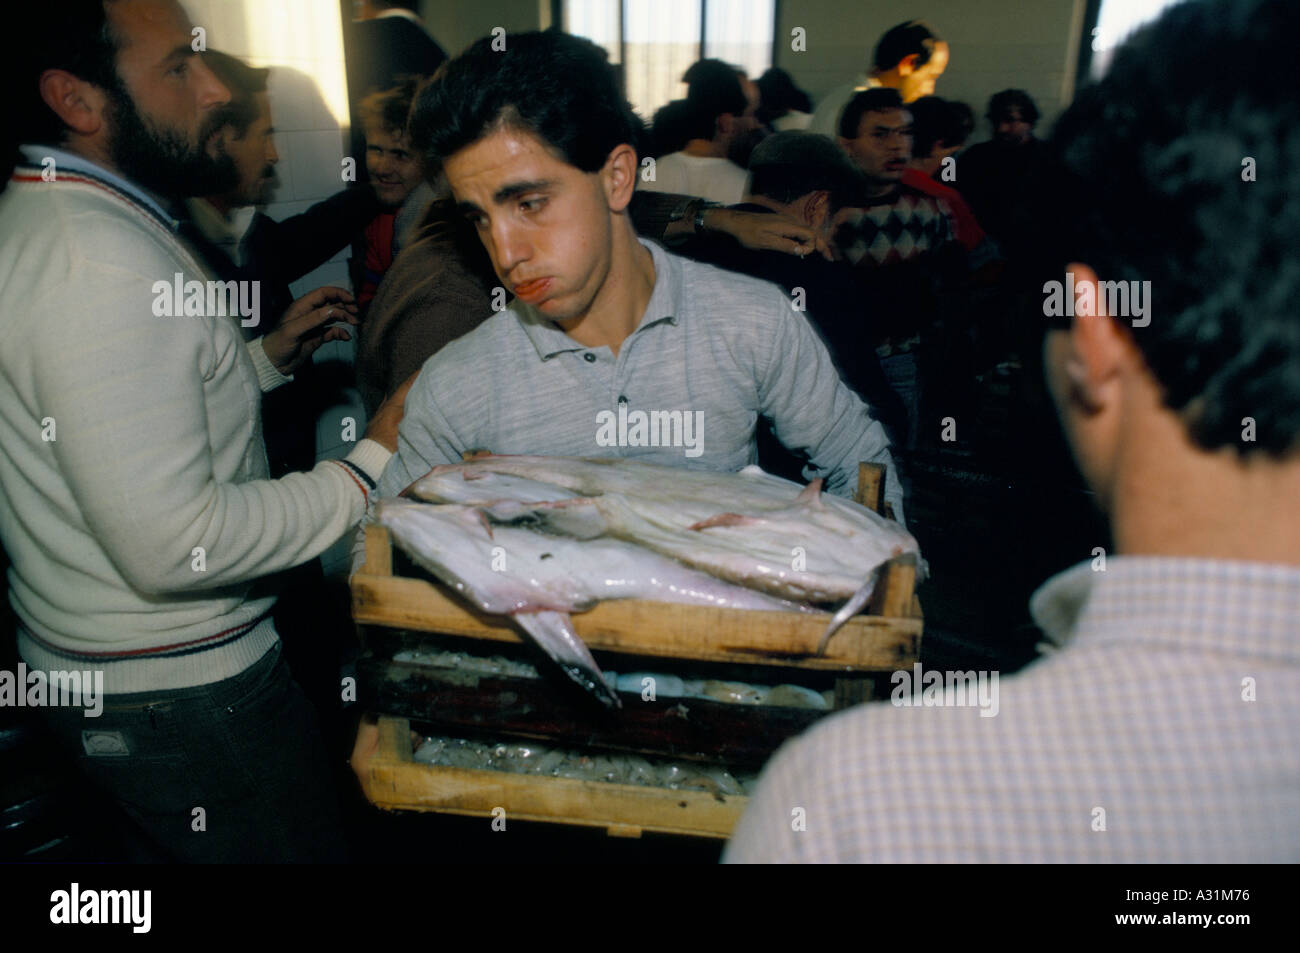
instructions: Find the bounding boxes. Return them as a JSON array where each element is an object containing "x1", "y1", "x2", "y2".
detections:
[
  {"x1": 353, "y1": 568, "x2": 920, "y2": 671},
  {"x1": 361, "y1": 717, "x2": 745, "y2": 838}
]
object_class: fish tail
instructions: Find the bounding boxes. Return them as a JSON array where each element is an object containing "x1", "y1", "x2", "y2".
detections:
[
  {"x1": 514, "y1": 611, "x2": 622, "y2": 709},
  {"x1": 815, "y1": 570, "x2": 878, "y2": 655}
]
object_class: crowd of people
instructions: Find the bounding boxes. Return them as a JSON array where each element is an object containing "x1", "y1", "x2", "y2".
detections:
[{"x1": 0, "y1": 0, "x2": 1295, "y2": 864}]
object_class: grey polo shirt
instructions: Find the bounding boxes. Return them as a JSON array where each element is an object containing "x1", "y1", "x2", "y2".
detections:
[{"x1": 375, "y1": 238, "x2": 904, "y2": 520}]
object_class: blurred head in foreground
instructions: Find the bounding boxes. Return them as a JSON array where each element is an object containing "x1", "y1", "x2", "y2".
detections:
[{"x1": 1044, "y1": 0, "x2": 1300, "y2": 559}]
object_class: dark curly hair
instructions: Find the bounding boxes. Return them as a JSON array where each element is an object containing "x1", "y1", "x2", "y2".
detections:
[
  {"x1": 838, "y1": 87, "x2": 905, "y2": 140},
  {"x1": 409, "y1": 30, "x2": 646, "y2": 174},
  {"x1": 907, "y1": 96, "x2": 973, "y2": 158},
  {"x1": 987, "y1": 89, "x2": 1039, "y2": 127},
  {"x1": 1048, "y1": 0, "x2": 1300, "y2": 455}
]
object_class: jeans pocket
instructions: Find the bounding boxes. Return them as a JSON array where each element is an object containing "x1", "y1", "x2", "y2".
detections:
[{"x1": 206, "y1": 641, "x2": 286, "y2": 715}]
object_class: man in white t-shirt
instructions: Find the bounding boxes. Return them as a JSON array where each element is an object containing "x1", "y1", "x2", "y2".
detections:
[
  {"x1": 642, "y1": 59, "x2": 759, "y2": 206},
  {"x1": 809, "y1": 20, "x2": 948, "y2": 138}
]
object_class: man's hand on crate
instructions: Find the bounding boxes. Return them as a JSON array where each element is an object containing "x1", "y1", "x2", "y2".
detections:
[
  {"x1": 349, "y1": 714, "x2": 381, "y2": 785},
  {"x1": 349, "y1": 713, "x2": 424, "y2": 787}
]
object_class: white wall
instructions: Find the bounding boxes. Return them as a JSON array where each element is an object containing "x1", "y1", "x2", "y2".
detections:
[{"x1": 420, "y1": 0, "x2": 546, "y2": 57}]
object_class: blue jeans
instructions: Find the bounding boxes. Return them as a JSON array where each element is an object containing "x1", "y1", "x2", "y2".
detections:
[{"x1": 36, "y1": 641, "x2": 347, "y2": 862}]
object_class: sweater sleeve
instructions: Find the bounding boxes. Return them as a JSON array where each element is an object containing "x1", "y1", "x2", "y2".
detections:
[
  {"x1": 246, "y1": 336, "x2": 293, "y2": 392},
  {"x1": 251, "y1": 187, "x2": 382, "y2": 286},
  {"x1": 35, "y1": 257, "x2": 391, "y2": 595}
]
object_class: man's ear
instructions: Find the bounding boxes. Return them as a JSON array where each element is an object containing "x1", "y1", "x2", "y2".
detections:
[
  {"x1": 1063, "y1": 262, "x2": 1131, "y2": 412},
  {"x1": 803, "y1": 190, "x2": 831, "y2": 230},
  {"x1": 896, "y1": 53, "x2": 920, "y2": 77},
  {"x1": 601, "y1": 142, "x2": 639, "y2": 212},
  {"x1": 39, "y1": 69, "x2": 109, "y2": 138}
]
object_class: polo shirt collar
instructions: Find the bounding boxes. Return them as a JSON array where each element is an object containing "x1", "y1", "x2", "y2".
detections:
[{"x1": 516, "y1": 237, "x2": 681, "y2": 361}]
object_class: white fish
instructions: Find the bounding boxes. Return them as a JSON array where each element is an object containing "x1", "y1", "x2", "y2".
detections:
[
  {"x1": 408, "y1": 454, "x2": 919, "y2": 614},
  {"x1": 376, "y1": 500, "x2": 806, "y2": 708}
]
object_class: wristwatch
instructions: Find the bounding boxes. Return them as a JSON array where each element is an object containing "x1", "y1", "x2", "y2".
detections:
[{"x1": 693, "y1": 201, "x2": 722, "y2": 232}]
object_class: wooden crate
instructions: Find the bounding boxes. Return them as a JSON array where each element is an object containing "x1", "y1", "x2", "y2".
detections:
[
  {"x1": 352, "y1": 462, "x2": 922, "y2": 836},
  {"x1": 361, "y1": 716, "x2": 746, "y2": 839}
]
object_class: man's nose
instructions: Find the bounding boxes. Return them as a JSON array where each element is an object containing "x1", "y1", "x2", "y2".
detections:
[
  {"x1": 491, "y1": 219, "x2": 530, "y2": 274},
  {"x1": 192, "y1": 55, "x2": 230, "y2": 110},
  {"x1": 267, "y1": 139, "x2": 279, "y2": 164}
]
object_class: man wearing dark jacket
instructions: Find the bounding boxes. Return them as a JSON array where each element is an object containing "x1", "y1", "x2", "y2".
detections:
[{"x1": 676, "y1": 131, "x2": 908, "y2": 470}]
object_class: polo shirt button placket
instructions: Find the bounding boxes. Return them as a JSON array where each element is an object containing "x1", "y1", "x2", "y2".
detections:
[{"x1": 583, "y1": 352, "x2": 597, "y2": 363}]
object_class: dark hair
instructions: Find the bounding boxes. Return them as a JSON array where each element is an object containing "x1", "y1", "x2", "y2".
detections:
[
  {"x1": 203, "y1": 51, "x2": 269, "y2": 139},
  {"x1": 873, "y1": 20, "x2": 941, "y2": 73},
  {"x1": 14, "y1": 0, "x2": 123, "y2": 146},
  {"x1": 755, "y1": 67, "x2": 811, "y2": 123},
  {"x1": 1048, "y1": 0, "x2": 1300, "y2": 455},
  {"x1": 680, "y1": 59, "x2": 748, "y2": 142},
  {"x1": 359, "y1": 76, "x2": 419, "y2": 139},
  {"x1": 409, "y1": 31, "x2": 645, "y2": 173},
  {"x1": 650, "y1": 99, "x2": 695, "y2": 157},
  {"x1": 949, "y1": 100, "x2": 975, "y2": 144},
  {"x1": 908, "y1": 96, "x2": 973, "y2": 158},
  {"x1": 987, "y1": 89, "x2": 1039, "y2": 126},
  {"x1": 838, "y1": 87, "x2": 904, "y2": 140},
  {"x1": 748, "y1": 131, "x2": 865, "y2": 212}
]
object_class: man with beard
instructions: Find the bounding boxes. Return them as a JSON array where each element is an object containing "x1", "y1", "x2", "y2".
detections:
[
  {"x1": 180, "y1": 50, "x2": 390, "y2": 746},
  {"x1": 183, "y1": 50, "x2": 383, "y2": 477},
  {"x1": 0, "y1": 0, "x2": 409, "y2": 861}
]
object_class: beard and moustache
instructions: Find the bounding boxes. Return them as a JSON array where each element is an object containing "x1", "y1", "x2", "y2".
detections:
[{"x1": 104, "y1": 78, "x2": 238, "y2": 200}]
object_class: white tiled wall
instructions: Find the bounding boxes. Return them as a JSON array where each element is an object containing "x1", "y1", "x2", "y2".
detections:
[{"x1": 183, "y1": 0, "x2": 367, "y2": 576}]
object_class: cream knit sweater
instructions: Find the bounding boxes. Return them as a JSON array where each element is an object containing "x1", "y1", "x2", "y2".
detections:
[{"x1": 0, "y1": 150, "x2": 390, "y2": 693}]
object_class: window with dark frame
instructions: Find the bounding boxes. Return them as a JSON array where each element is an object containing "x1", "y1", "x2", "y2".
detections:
[{"x1": 560, "y1": 0, "x2": 776, "y2": 123}]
